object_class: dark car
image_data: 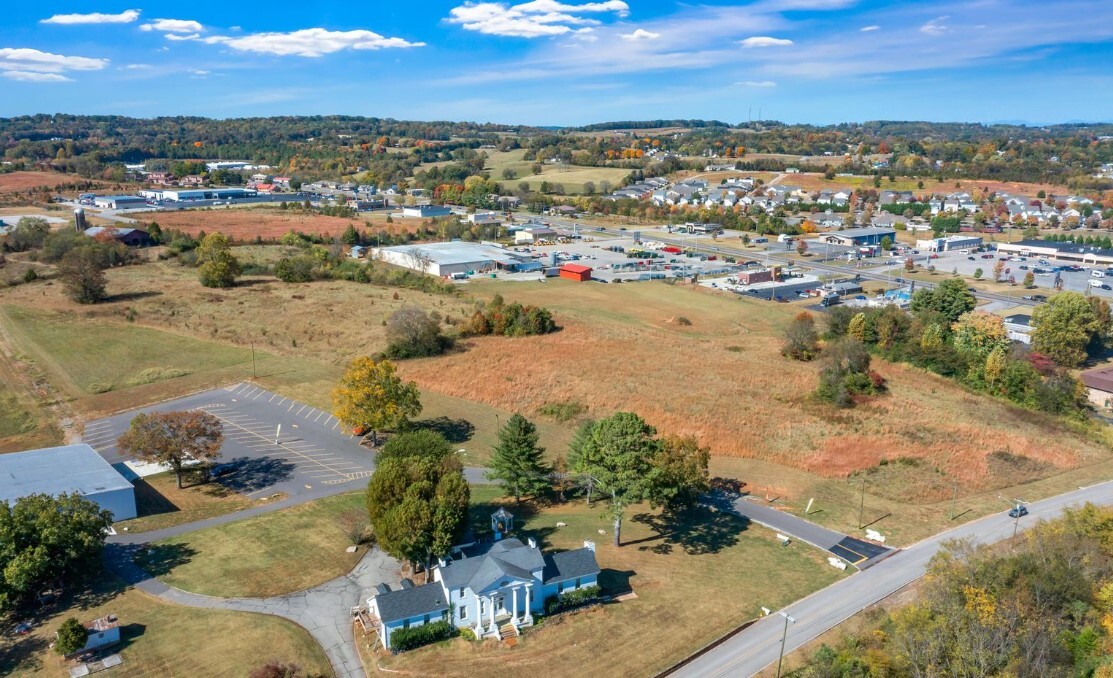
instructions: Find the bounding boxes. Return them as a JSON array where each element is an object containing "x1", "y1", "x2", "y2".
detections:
[
  {"x1": 967, "y1": 256, "x2": 976, "y2": 261},
  {"x1": 894, "y1": 277, "x2": 905, "y2": 283},
  {"x1": 1008, "y1": 505, "x2": 1029, "y2": 519},
  {"x1": 1019, "y1": 265, "x2": 1029, "y2": 270},
  {"x1": 209, "y1": 463, "x2": 234, "y2": 480}
]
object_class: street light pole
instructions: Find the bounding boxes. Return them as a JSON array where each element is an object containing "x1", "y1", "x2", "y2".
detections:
[
  {"x1": 775, "y1": 611, "x2": 797, "y2": 678},
  {"x1": 858, "y1": 475, "x2": 866, "y2": 529}
]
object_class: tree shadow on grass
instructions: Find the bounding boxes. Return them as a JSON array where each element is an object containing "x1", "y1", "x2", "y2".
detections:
[
  {"x1": 414, "y1": 416, "x2": 475, "y2": 444},
  {"x1": 630, "y1": 506, "x2": 746, "y2": 556},
  {"x1": 105, "y1": 290, "x2": 163, "y2": 303},
  {"x1": 599, "y1": 568, "x2": 636, "y2": 596},
  {"x1": 129, "y1": 543, "x2": 198, "y2": 579},
  {"x1": 0, "y1": 631, "x2": 47, "y2": 675}
]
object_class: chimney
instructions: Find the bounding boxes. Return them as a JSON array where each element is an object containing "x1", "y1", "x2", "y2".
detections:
[
  {"x1": 527, "y1": 537, "x2": 537, "y2": 549},
  {"x1": 583, "y1": 540, "x2": 596, "y2": 552}
]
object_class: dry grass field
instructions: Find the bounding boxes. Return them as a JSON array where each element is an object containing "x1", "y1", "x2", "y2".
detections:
[
  {"x1": 0, "y1": 171, "x2": 110, "y2": 193},
  {"x1": 127, "y1": 206, "x2": 414, "y2": 240},
  {"x1": 781, "y1": 172, "x2": 1072, "y2": 198}
]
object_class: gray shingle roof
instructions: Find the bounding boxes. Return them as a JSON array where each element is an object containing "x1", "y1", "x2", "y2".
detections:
[
  {"x1": 543, "y1": 548, "x2": 600, "y2": 584},
  {"x1": 439, "y1": 538, "x2": 544, "y2": 593},
  {"x1": 374, "y1": 582, "x2": 449, "y2": 623}
]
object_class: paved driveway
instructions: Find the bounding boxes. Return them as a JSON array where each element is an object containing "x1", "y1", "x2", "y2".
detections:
[{"x1": 84, "y1": 383, "x2": 377, "y2": 500}]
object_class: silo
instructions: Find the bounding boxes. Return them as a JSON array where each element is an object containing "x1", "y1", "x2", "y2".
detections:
[{"x1": 73, "y1": 208, "x2": 86, "y2": 232}]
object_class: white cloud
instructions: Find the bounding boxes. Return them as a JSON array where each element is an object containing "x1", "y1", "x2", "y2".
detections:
[
  {"x1": 202, "y1": 28, "x2": 424, "y2": 56},
  {"x1": 2, "y1": 71, "x2": 72, "y2": 82},
  {"x1": 919, "y1": 16, "x2": 949, "y2": 36},
  {"x1": 0, "y1": 48, "x2": 108, "y2": 76},
  {"x1": 620, "y1": 28, "x2": 660, "y2": 41},
  {"x1": 166, "y1": 33, "x2": 202, "y2": 41},
  {"x1": 141, "y1": 19, "x2": 204, "y2": 34},
  {"x1": 860, "y1": 24, "x2": 880, "y2": 32},
  {"x1": 189, "y1": 69, "x2": 211, "y2": 78},
  {"x1": 737, "y1": 80, "x2": 777, "y2": 87},
  {"x1": 41, "y1": 10, "x2": 140, "y2": 25},
  {"x1": 447, "y1": 0, "x2": 629, "y2": 38},
  {"x1": 122, "y1": 63, "x2": 152, "y2": 70},
  {"x1": 739, "y1": 36, "x2": 794, "y2": 48}
]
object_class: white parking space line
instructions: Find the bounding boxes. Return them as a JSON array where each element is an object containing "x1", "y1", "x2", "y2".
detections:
[
  {"x1": 295, "y1": 405, "x2": 307, "y2": 416},
  {"x1": 252, "y1": 390, "x2": 266, "y2": 400},
  {"x1": 313, "y1": 412, "x2": 325, "y2": 423},
  {"x1": 206, "y1": 412, "x2": 368, "y2": 480},
  {"x1": 332, "y1": 420, "x2": 340, "y2": 431},
  {"x1": 268, "y1": 393, "x2": 279, "y2": 403}
]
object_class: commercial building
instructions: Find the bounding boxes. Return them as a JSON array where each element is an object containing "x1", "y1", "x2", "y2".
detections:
[
  {"x1": 1082, "y1": 365, "x2": 1113, "y2": 408},
  {"x1": 515, "y1": 227, "x2": 557, "y2": 244},
  {"x1": 1003, "y1": 313, "x2": 1032, "y2": 344},
  {"x1": 997, "y1": 239, "x2": 1113, "y2": 267},
  {"x1": 823, "y1": 227, "x2": 897, "y2": 247},
  {"x1": 372, "y1": 241, "x2": 528, "y2": 277},
  {"x1": 467, "y1": 211, "x2": 504, "y2": 226},
  {"x1": 401, "y1": 205, "x2": 452, "y2": 219},
  {"x1": 157, "y1": 188, "x2": 257, "y2": 201},
  {"x1": 559, "y1": 263, "x2": 592, "y2": 281},
  {"x1": 93, "y1": 195, "x2": 148, "y2": 209},
  {"x1": 738, "y1": 269, "x2": 774, "y2": 285},
  {"x1": 0, "y1": 444, "x2": 136, "y2": 520},
  {"x1": 915, "y1": 235, "x2": 984, "y2": 252}
]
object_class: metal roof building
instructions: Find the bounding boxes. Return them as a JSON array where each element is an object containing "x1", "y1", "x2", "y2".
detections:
[
  {"x1": 372, "y1": 241, "x2": 529, "y2": 276},
  {"x1": 0, "y1": 444, "x2": 136, "y2": 520}
]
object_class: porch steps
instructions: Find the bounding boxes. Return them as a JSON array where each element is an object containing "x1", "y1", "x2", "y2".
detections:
[{"x1": 498, "y1": 623, "x2": 519, "y2": 642}]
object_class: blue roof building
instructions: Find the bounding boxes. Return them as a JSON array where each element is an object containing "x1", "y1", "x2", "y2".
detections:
[{"x1": 0, "y1": 444, "x2": 136, "y2": 520}]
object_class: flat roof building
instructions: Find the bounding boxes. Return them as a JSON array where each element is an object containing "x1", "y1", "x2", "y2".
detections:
[
  {"x1": 372, "y1": 241, "x2": 528, "y2": 277},
  {"x1": 93, "y1": 195, "x2": 147, "y2": 210},
  {"x1": 823, "y1": 227, "x2": 897, "y2": 247},
  {"x1": 915, "y1": 235, "x2": 983, "y2": 252},
  {"x1": 401, "y1": 205, "x2": 452, "y2": 219},
  {"x1": 0, "y1": 444, "x2": 136, "y2": 520},
  {"x1": 997, "y1": 239, "x2": 1113, "y2": 266}
]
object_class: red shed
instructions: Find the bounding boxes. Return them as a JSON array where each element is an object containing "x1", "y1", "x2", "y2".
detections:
[{"x1": 559, "y1": 263, "x2": 593, "y2": 282}]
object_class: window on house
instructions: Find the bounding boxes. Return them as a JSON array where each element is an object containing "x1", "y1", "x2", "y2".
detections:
[
  {"x1": 558, "y1": 582, "x2": 565, "y2": 593},
  {"x1": 424, "y1": 614, "x2": 430, "y2": 624},
  {"x1": 460, "y1": 605, "x2": 468, "y2": 620},
  {"x1": 480, "y1": 599, "x2": 485, "y2": 615},
  {"x1": 575, "y1": 578, "x2": 581, "y2": 589},
  {"x1": 403, "y1": 620, "x2": 410, "y2": 630},
  {"x1": 459, "y1": 587, "x2": 465, "y2": 597}
]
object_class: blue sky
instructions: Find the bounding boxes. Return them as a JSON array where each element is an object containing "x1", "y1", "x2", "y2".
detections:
[{"x1": 2, "y1": 1, "x2": 1113, "y2": 126}]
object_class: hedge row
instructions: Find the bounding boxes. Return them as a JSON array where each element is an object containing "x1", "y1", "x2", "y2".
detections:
[
  {"x1": 543, "y1": 585, "x2": 602, "y2": 615},
  {"x1": 390, "y1": 620, "x2": 456, "y2": 652}
]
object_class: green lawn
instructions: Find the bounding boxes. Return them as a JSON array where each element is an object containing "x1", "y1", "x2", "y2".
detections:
[
  {"x1": 0, "y1": 386, "x2": 35, "y2": 438},
  {"x1": 114, "y1": 470, "x2": 256, "y2": 534},
  {"x1": 0, "y1": 306, "x2": 252, "y2": 397},
  {"x1": 0, "y1": 577, "x2": 332, "y2": 677},
  {"x1": 135, "y1": 492, "x2": 369, "y2": 597},
  {"x1": 376, "y1": 485, "x2": 845, "y2": 676}
]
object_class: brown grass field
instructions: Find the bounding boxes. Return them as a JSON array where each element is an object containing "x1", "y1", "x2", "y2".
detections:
[
  {"x1": 0, "y1": 171, "x2": 109, "y2": 193},
  {"x1": 1, "y1": 251, "x2": 1112, "y2": 544},
  {"x1": 780, "y1": 172, "x2": 1072, "y2": 198},
  {"x1": 126, "y1": 206, "x2": 416, "y2": 240}
]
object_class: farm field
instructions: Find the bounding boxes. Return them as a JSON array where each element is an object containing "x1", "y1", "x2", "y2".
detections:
[
  {"x1": 0, "y1": 171, "x2": 110, "y2": 193},
  {"x1": 469, "y1": 149, "x2": 631, "y2": 195},
  {"x1": 126, "y1": 206, "x2": 414, "y2": 240},
  {"x1": 780, "y1": 171, "x2": 1071, "y2": 198},
  {"x1": 135, "y1": 492, "x2": 368, "y2": 597},
  {"x1": 371, "y1": 485, "x2": 845, "y2": 677},
  {"x1": 0, "y1": 577, "x2": 332, "y2": 677}
]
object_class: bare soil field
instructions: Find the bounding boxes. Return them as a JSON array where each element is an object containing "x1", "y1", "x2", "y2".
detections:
[
  {"x1": 128, "y1": 207, "x2": 415, "y2": 239},
  {"x1": 782, "y1": 172, "x2": 1073, "y2": 198}
]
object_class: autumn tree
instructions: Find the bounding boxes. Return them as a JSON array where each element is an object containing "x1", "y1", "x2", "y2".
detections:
[
  {"x1": 783, "y1": 311, "x2": 820, "y2": 361},
  {"x1": 196, "y1": 232, "x2": 242, "y2": 288},
  {"x1": 796, "y1": 239, "x2": 809, "y2": 256},
  {"x1": 952, "y1": 311, "x2": 1010, "y2": 358},
  {"x1": 488, "y1": 414, "x2": 551, "y2": 504},
  {"x1": 651, "y1": 435, "x2": 710, "y2": 512},
  {"x1": 1023, "y1": 271, "x2": 1035, "y2": 288},
  {"x1": 117, "y1": 411, "x2": 224, "y2": 488},
  {"x1": 332, "y1": 357, "x2": 422, "y2": 445},
  {"x1": 58, "y1": 247, "x2": 107, "y2": 304},
  {"x1": 993, "y1": 259, "x2": 1006, "y2": 282},
  {"x1": 1032, "y1": 292, "x2": 1111, "y2": 367}
]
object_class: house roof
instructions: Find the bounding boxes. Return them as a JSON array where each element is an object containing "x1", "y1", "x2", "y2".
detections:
[
  {"x1": 560, "y1": 264, "x2": 593, "y2": 274},
  {"x1": 0, "y1": 444, "x2": 132, "y2": 505},
  {"x1": 542, "y1": 548, "x2": 600, "y2": 584},
  {"x1": 439, "y1": 538, "x2": 545, "y2": 593},
  {"x1": 1003, "y1": 314, "x2": 1032, "y2": 328},
  {"x1": 373, "y1": 581, "x2": 449, "y2": 623},
  {"x1": 827, "y1": 227, "x2": 896, "y2": 239},
  {"x1": 85, "y1": 226, "x2": 138, "y2": 238},
  {"x1": 1082, "y1": 365, "x2": 1113, "y2": 394}
]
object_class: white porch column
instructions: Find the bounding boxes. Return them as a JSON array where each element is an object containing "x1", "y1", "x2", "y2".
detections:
[
  {"x1": 522, "y1": 585, "x2": 534, "y2": 624},
  {"x1": 487, "y1": 595, "x2": 498, "y2": 634},
  {"x1": 473, "y1": 595, "x2": 483, "y2": 637},
  {"x1": 511, "y1": 587, "x2": 520, "y2": 624}
]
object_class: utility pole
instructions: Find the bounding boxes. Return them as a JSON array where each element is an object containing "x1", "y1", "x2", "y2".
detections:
[
  {"x1": 858, "y1": 475, "x2": 866, "y2": 529},
  {"x1": 251, "y1": 342, "x2": 257, "y2": 379},
  {"x1": 950, "y1": 481, "x2": 958, "y2": 520},
  {"x1": 775, "y1": 611, "x2": 796, "y2": 678}
]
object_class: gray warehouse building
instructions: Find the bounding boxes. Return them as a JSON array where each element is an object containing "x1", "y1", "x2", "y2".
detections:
[
  {"x1": 93, "y1": 195, "x2": 148, "y2": 210},
  {"x1": 0, "y1": 444, "x2": 137, "y2": 520},
  {"x1": 373, "y1": 241, "x2": 529, "y2": 276}
]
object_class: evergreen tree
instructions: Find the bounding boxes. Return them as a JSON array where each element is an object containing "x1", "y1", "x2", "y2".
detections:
[{"x1": 487, "y1": 414, "x2": 551, "y2": 503}]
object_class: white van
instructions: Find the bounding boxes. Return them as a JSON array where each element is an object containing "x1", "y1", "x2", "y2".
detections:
[
  {"x1": 1093, "y1": 270, "x2": 1106, "y2": 278},
  {"x1": 1091, "y1": 279, "x2": 1104, "y2": 287}
]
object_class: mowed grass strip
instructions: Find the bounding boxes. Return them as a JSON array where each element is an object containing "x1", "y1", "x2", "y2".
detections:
[
  {"x1": 1, "y1": 577, "x2": 332, "y2": 677},
  {"x1": 0, "y1": 306, "x2": 250, "y2": 397},
  {"x1": 114, "y1": 470, "x2": 255, "y2": 534},
  {"x1": 0, "y1": 386, "x2": 36, "y2": 439},
  {"x1": 376, "y1": 485, "x2": 844, "y2": 677},
  {"x1": 136, "y1": 492, "x2": 368, "y2": 598}
]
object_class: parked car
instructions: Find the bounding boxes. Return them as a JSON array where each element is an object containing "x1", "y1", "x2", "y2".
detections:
[
  {"x1": 1019, "y1": 265, "x2": 1029, "y2": 270},
  {"x1": 967, "y1": 256, "x2": 976, "y2": 261},
  {"x1": 1008, "y1": 505, "x2": 1029, "y2": 518}
]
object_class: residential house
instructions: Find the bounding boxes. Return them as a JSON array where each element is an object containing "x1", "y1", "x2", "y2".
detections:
[
  {"x1": 365, "y1": 509, "x2": 600, "y2": 650},
  {"x1": 147, "y1": 172, "x2": 175, "y2": 186},
  {"x1": 1003, "y1": 314, "x2": 1032, "y2": 345},
  {"x1": 879, "y1": 190, "x2": 914, "y2": 205},
  {"x1": 179, "y1": 175, "x2": 204, "y2": 187},
  {"x1": 84, "y1": 226, "x2": 154, "y2": 247}
]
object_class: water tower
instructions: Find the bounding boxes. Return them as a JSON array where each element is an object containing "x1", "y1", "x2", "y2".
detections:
[{"x1": 73, "y1": 208, "x2": 86, "y2": 233}]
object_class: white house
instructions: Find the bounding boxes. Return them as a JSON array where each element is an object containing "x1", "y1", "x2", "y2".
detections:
[{"x1": 366, "y1": 510, "x2": 600, "y2": 650}]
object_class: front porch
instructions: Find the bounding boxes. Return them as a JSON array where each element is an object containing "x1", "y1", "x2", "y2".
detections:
[{"x1": 473, "y1": 587, "x2": 535, "y2": 640}]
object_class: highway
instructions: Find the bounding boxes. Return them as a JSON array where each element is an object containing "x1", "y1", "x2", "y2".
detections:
[{"x1": 670, "y1": 478, "x2": 1113, "y2": 677}]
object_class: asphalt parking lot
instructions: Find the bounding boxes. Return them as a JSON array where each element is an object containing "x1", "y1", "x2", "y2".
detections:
[{"x1": 83, "y1": 383, "x2": 377, "y2": 500}]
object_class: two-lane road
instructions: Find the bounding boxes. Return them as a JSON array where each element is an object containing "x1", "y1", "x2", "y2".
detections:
[{"x1": 671, "y1": 478, "x2": 1113, "y2": 677}]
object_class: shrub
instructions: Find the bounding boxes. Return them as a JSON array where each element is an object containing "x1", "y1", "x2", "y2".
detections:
[
  {"x1": 55, "y1": 617, "x2": 88, "y2": 656},
  {"x1": 390, "y1": 620, "x2": 456, "y2": 652},
  {"x1": 538, "y1": 400, "x2": 588, "y2": 423},
  {"x1": 545, "y1": 585, "x2": 602, "y2": 616},
  {"x1": 274, "y1": 256, "x2": 317, "y2": 283}
]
